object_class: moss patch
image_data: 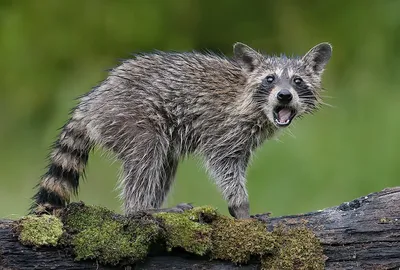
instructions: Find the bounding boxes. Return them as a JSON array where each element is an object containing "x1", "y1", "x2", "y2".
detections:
[
  {"x1": 61, "y1": 203, "x2": 159, "y2": 265},
  {"x1": 262, "y1": 226, "x2": 326, "y2": 270},
  {"x1": 16, "y1": 203, "x2": 324, "y2": 268},
  {"x1": 155, "y1": 207, "x2": 324, "y2": 268},
  {"x1": 17, "y1": 214, "x2": 63, "y2": 246},
  {"x1": 212, "y1": 216, "x2": 276, "y2": 264},
  {"x1": 379, "y1": 217, "x2": 399, "y2": 224},
  {"x1": 154, "y1": 206, "x2": 217, "y2": 255}
]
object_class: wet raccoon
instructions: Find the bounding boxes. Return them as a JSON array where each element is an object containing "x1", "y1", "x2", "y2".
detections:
[{"x1": 31, "y1": 42, "x2": 332, "y2": 218}]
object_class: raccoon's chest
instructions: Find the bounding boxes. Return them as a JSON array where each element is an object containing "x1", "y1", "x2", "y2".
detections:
[{"x1": 249, "y1": 119, "x2": 277, "y2": 148}]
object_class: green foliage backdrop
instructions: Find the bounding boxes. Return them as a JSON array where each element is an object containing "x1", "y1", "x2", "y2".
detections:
[{"x1": 1, "y1": 0, "x2": 399, "y2": 218}]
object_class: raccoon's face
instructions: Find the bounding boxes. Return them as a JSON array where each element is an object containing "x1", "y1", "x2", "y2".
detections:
[{"x1": 234, "y1": 42, "x2": 332, "y2": 128}]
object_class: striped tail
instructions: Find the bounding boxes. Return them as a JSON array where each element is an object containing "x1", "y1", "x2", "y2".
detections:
[{"x1": 30, "y1": 118, "x2": 92, "y2": 213}]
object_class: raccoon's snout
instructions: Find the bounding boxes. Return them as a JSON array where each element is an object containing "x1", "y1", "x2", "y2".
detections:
[
  {"x1": 277, "y1": 89, "x2": 292, "y2": 104},
  {"x1": 271, "y1": 89, "x2": 298, "y2": 127}
]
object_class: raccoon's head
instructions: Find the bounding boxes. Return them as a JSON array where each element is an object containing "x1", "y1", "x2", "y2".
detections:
[{"x1": 234, "y1": 42, "x2": 332, "y2": 128}]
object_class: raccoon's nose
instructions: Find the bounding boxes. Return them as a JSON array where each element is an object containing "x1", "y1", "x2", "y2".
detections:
[{"x1": 277, "y1": 89, "x2": 293, "y2": 104}]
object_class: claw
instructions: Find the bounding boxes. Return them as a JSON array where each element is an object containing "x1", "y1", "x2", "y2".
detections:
[
  {"x1": 251, "y1": 212, "x2": 271, "y2": 222},
  {"x1": 175, "y1": 203, "x2": 194, "y2": 211},
  {"x1": 31, "y1": 203, "x2": 64, "y2": 216}
]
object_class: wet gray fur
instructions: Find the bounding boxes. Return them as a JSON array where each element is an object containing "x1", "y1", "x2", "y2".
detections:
[{"x1": 32, "y1": 42, "x2": 332, "y2": 218}]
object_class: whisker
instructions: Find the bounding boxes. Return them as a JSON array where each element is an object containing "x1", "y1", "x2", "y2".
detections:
[
  {"x1": 284, "y1": 127, "x2": 296, "y2": 139},
  {"x1": 298, "y1": 96, "x2": 317, "y2": 99},
  {"x1": 319, "y1": 101, "x2": 335, "y2": 108},
  {"x1": 319, "y1": 95, "x2": 335, "y2": 99}
]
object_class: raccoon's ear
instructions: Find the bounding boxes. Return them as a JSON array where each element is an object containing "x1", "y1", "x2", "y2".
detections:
[
  {"x1": 233, "y1": 42, "x2": 262, "y2": 72},
  {"x1": 302, "y1": 43, "x2": 332, "y2": 74}
]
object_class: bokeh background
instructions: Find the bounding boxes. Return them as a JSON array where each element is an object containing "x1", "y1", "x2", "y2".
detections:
[{"x1": 1, "y1": 0, "x2": 399, "y2": 218}]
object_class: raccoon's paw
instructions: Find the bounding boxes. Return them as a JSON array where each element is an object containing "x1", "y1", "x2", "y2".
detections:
[
  {"x1": 250, "y1": 212, "x2": 271, "y2": 222},
  {"x1": 228, "y1": 202, "x2": 250, "y2": 219},
  {"x1": 30, "y1": 203, "x2": 64, "y2": 216},
  {"x1": 138, "y1": 203, "x2": 194, "y2": 215},
  {"x1": 171, "y1": 203, "x2": 194, "y2": 212}
]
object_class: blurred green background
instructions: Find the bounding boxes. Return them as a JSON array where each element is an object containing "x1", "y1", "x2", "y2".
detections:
[{"x1": 1, "y1": 0, "x2": 399, "y2": 219}]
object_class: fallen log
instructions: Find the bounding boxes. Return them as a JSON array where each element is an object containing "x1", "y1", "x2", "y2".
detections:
[{"x1": 1, "y1": 187, "x2": 399, "y2": 269}]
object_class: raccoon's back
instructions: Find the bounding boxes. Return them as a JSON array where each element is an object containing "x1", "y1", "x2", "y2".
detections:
[
  {"x1": 113, "y1": 52, "x2": 244, "y2": 96},
  {"x1": 87, "y1": 52, "x2": 245, "y2": 121}
]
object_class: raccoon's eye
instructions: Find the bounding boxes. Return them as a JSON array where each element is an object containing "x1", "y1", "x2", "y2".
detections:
[
  {"x1": 266, "y1": 75, "x2": 275, "y2": 83},
  {"x1": 293, "y1": 77, "x2": 303, "y2": 85}
]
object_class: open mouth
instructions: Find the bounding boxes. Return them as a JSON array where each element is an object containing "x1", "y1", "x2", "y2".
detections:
[{"x1": 273, "y1": 106, "x2": 297, "y2": 127}]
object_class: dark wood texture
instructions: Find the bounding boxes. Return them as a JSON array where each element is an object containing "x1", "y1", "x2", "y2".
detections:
[{"x1": 1, "y1": 187, "x2": 400, "y2": 269}]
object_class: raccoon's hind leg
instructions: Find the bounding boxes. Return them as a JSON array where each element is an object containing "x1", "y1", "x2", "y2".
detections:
[{"x1": 120, "y1": 134, "x2": 179, "y2": 215}]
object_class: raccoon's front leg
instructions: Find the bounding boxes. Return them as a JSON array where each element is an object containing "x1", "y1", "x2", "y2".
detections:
[{"x1": 205, "y1": 153, "x2": 250, "y2": 219}]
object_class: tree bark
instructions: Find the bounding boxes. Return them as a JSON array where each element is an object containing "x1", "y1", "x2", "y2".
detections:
[{"x1": 1, "y1": 187, "x2": 400, "y2": 270}]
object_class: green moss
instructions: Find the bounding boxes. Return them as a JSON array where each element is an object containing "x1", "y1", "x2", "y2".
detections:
[
  {"x1": 62, "y1": 203, "x2": 159, "y2": 265},
  {"x1": 211, "y1": 216, "x2": 276, "y2": 264},
  {"x1": 17, "y1": 214, "x2": 63, "y2": 246},
  {"x1": 15, "y1": 203, "x2": 324, "y2": 268},
  {"x1": 154, "y1": 206, "x2": 218, "y2": 255},
  {"x1": 380, "y1": 217, "x2": 389, "y2": 223},
  {"x1": 379, "y1": 217, "x2": 398, "y2": 224},
  {"x1": 61, "y1": 203, "x2": 115, "y2": 231},
  {"x1": 262, "y1": 226, "x2": 325, "y2": 270}
]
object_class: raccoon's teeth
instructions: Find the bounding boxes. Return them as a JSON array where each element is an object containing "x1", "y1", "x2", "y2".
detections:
[{"x1": 276, "y1": 119, "x2": 289, "y2": 125}]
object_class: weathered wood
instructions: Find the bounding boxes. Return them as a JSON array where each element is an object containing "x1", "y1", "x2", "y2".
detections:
[
  {"x1": 262, "y1": 187, "x2": 400, "y2": 269},
  {"x1": 1, "y1": 187, "x2": 400, "y2": 269}
]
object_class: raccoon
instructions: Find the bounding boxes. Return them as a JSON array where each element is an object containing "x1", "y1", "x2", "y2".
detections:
[{"x1": 31, "y1": 42, "x2": 332, "y2": 219}]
